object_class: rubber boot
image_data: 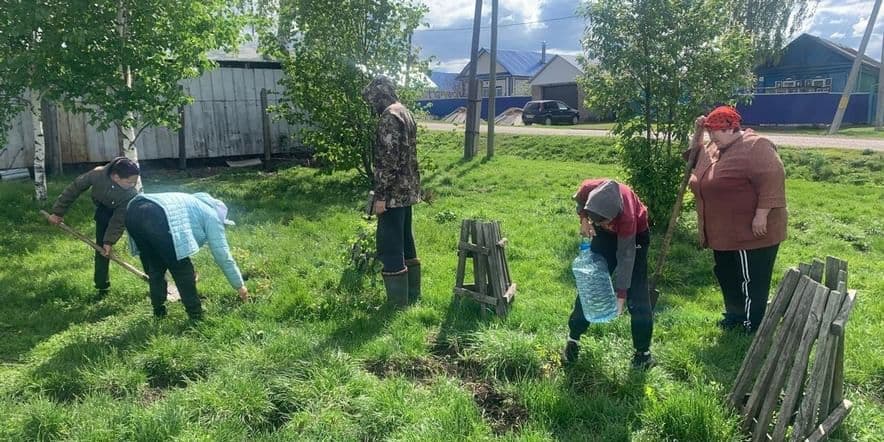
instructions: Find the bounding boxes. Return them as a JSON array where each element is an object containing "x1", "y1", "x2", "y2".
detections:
[
  {"x1": 405, "y1": 258, "x2": 421, "y2": 304},
  {"x1": 382, "y1": 269, "x2": 409, "y2": 307}
]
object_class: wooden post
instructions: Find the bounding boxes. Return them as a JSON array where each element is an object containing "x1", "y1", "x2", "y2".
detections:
[
  {"x1": 463, "y1": 0, "x2": 483, "y2": 159},
  {"x1": 730, "y1": 268, "x2": 801, "y2": 408},
  {"x1": 878, "y1": 28, "x2": 884, "y2": 131},
  {"x1": 178, "y1": 104, "x2": 186, "y2": 170},
  {"x1": 743, "y1": 276, "x2": 810, "y2": 426},
  {"x1": 260, "y1": 88, "x2": 272, "y2": 169},
  {"x1": 486, "y1": 0, "x2": 499, "y2": 158},
  {"x1": 804, "y1": 400, "x2": 853, "y2": 442},
  {"x1": 771, "y1": 283, "x2": 830, "y2": 441},
  {"x1": 828, "y1": 0, "x2": 882, "y2": 134},
  {"x1": 747, "y1": 278, "x2": 816, "y2": 438},
  {"x1": 824, "y1": 257, "x2": 840, "y2": 290},
  {"x1": 41, "y1": 99, "x2": 62, "y2": 176},
  {"x1": 827, "y1": 290, "x2": 857, "y2": 414},
  {"x1": 792, "y1": 288, "x2": 846, "y2": 440},
  {"x1": 809, "y1": 258, "x2": 825, "y2": 283},
  {"x1": 799, "y1": 262, "x2": 810, "y2": 276},
  {"x1": 453, "y1": 220, "x2": 515, "y2": 317}
]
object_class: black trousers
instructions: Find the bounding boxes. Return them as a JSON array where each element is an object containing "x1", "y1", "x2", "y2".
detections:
[
  {"x1": 376, "y1": 206, "x2": 417, "y2": 273},
  {"x1": 94, "y1": 204, "x2": 113, "y2": 291},
  {"x1": 713, "y1": 244, "x2": 780, "y2": 329},
  {"x1": 125, "y1": 200, "x2": 201, "y2": 317},
  {"x1": 568, "y1": 229, "x2": 653, "y2": 353}
]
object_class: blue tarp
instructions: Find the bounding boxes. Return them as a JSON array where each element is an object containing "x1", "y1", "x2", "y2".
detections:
[
  {"x1": 736, "y1": 93, "x2": 874, "y2": 125},
  {"x1": 418, "y1": 96, "x2": 533, "y2": 119}
]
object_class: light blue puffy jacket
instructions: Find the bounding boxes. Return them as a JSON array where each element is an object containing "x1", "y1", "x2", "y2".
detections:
[{"x1": 128, "y1": 192, "x2": 244, "y2": 289}]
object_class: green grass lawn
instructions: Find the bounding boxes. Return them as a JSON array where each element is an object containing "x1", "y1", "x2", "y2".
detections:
[{"x1": 0, "y1": 133, "x2": 881, "y2": 440}]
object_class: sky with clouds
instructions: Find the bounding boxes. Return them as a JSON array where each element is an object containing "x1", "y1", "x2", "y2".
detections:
[{"x1": 416, "y1": 0, "x2": 884, "y2": 72}]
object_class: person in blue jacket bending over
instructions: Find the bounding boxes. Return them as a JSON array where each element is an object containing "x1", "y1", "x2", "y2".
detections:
[{"x1": 125, "y1": 192, "x2": 249, "y2": 320}]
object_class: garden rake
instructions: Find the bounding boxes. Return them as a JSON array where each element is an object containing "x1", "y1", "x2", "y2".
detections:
[{"x1": 40, "y1": 210, "x2": 180, "y2": 302}]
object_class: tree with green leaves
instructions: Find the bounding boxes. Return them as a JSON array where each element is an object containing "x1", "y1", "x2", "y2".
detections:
[
  {"x1": 49, "y1": 0, "x2": 243, "y2": 162},
  {"x1": 2, "y1": 0, "x2": 243, "y2": 198},
  {"x1": 578, "y1": 0, "x2": 755, "y2": 225},
  {"x1": 265, "y1": 0, "x2": 428, "y2": 180},
  {"x1": 729, "y1": 0, "x2": 818, "y2": 62},
  {"x1": 0, "y1": 0, "x2": 68, "y2": 200}
]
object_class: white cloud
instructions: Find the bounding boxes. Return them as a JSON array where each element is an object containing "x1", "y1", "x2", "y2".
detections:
[
  {"x1": 828, "y1": 18, "x2": 846, "y2": 25},
  {"x1": 419, "y1": 0, "x2": 546, "y2": 30},
  {"x1": 853, "y1": 17, "x2": 869, "y2": 37},
  {"x1": 816, "y1": 0, "x2": 876, "y2": 17},
  {"x1": 547, "y1": 47, "x2": 583, "y2": 56},
  {"x1": 830, "y1": 32, "x2": 846, "y2": 39},
  {"x1": 420, "y1": 0, "x2": 478, "y2": 28},
  {"x1": 432, "y1": 58, "x2": 470, "y2": 73},
  {"x1": 501, "y1": 0, "x2": 547, "y2": 30}
]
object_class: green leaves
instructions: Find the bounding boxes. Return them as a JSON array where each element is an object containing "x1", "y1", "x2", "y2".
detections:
[
  {"x1": 579, "y1": 0, "x2": 756, "y2": 225},
  {"x1": 0, "y1": 0, "x2": 244, "y2": 147},
  {"x1": 724, "y1": 0, "x2": 818, "y2": 63},
  {"x1": 270, "y1": 0, "x2": 428, "y2": 180}
]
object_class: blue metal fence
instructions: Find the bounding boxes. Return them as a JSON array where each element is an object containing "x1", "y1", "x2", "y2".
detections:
[
  {"x1": 417, "y1": 96, "x2": 533, "y2": 120},
  {"x1": 736, "y1": 93, "x2": 875, "y2": 125}
]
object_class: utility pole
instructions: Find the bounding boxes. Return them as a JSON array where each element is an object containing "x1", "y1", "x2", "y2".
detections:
[
  {"x1": 463, "y1": 0, "x2": 483, "y2": 159},
  {"x1": 829, "y1": 0, "x2": 881, "y2": 134},
  {"x1": 877, "y1": 29, "x2": 884, "y2": 130},
  {"x1": 487, "y1": 0, "x2": 498, "y2": 158},
  {"x1": 405, "y1": 31, "x2": 413, "y2": 88}
]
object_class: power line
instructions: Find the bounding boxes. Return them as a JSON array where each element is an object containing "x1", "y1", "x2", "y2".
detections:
[{"x1": 415, "y1": 14, "x2": 580, "y2": 33}]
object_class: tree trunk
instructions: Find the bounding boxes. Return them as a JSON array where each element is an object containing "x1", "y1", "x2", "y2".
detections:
[
  {"x1": 29, "y1": 90, "x2": 47, "y2": 201},
  {"x1": 117, "y1": 3, "x2": 139, "y2": 163}
]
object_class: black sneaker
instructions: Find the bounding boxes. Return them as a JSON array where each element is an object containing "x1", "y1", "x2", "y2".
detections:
[
  {"x1": 632, "y1": 351, "x2": 655, "y2": 370},
  {"x1": 717, "y1": 316, "x2": 744, "y2": 331},
  {"x1": 95, "y1": 288, "x2": 110, "y2": 300},
  {"x1": 745, "y1": 323, "x2": 758, "y2": 334},
  {"x1": 187, "y1": 310, "x2": 204, "y2": 321},
  {"x1": 562, "y1": 340, "x2": 579, "y2": 364},
  {"x1": 153, "y1": 305, "x2": 167, "y2": 319}
]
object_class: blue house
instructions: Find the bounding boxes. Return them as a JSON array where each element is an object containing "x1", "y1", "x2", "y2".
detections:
[
  {"x1": 738, "y1": 33, "x2": 880, "y2": 125},
  {"x1": 457, "y1": 46, "x2": 550, "y2": 97},
  {"x1": 755, "y1": 33, "x2": 880, "y2": 94}
]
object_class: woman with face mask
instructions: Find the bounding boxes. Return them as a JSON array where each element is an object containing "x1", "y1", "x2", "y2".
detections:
[
  {"x1": 688, "y1": 106, "x2": 787, "y2": 333},
  {"x1": 47, "y1": 157, "x2": 141, "y2": 297}
]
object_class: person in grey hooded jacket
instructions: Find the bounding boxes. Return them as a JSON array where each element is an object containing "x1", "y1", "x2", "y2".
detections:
[{"x1": 564, "y1": 179, "x2": 655, "y2": 370}]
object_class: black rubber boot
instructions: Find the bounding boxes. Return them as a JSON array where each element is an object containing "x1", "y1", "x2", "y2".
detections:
[
  {"x1": 382, "y1": 270, "x2": 409, "y2": 307},
  {"x1": 406, "y1": 258, "x2": 421, "y2": 304},
  {"x1": 631, "y1": 351, "x2": 656, "y2": 371}
]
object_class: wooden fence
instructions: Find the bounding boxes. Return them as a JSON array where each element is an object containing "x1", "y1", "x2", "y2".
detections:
[{"x1": 1, "y1": 66, "x2": 300, "y2": 171}]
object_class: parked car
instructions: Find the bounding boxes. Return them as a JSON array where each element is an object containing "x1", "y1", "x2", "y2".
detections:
[{"x1": 521, "y1": 100, "x2": 580, "y2": 125}]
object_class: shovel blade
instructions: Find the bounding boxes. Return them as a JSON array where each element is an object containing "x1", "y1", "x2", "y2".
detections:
[
  {"x1": 166, "y1": 283, "x2": 181, "y2": 302},
  {"x1": 650, "y1": 288, "x2": 660, "y2": 310}
]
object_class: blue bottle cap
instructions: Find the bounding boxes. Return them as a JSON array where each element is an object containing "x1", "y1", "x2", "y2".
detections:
[{"x1": 579, "y1": 239, "x2": 590, "y2": 251}]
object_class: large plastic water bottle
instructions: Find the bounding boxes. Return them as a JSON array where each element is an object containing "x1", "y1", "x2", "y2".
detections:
[{"x1": 572, "y1": 239, "x2": 618, "y2": 323}]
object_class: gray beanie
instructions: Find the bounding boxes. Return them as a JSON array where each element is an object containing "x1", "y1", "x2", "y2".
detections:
[{"x1": 586, "y1": 180, "x2": 623, "y2": 222}]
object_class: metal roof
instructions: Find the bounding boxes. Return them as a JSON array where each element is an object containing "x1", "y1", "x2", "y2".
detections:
[{"x1": 429, "y1": 71, "x2": 460, "y2": 91}]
